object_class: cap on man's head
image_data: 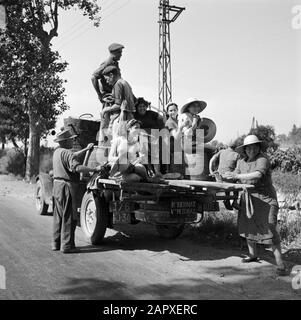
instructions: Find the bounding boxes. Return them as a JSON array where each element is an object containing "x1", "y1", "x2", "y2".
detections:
[
  {"x1": 102, "y1": 65, "x2": 119, "y2": 75},
  {"x1": 108, "y1": 43, "x2": 124, "y2": 53}
]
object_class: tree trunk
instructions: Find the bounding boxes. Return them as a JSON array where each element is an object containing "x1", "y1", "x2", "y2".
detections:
[{"x1": 25, "y1": 110, "x2": 40, "y2": 181}]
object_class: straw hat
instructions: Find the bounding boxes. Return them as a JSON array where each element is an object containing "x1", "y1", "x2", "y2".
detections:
[
  {"x1": 198, "y1": 117, "x2": 217, "y2": 143},
  {"x1": 181, "y1": 98, "x2": 207, "y2": 114},
  {"x1": 54, "y1": 129, "x2": 77, "y2": 142},
  {"x1": 236, "y1": 135, "x2": 262, "y2": 153}
]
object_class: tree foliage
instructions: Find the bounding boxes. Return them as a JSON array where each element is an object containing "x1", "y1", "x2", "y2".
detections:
[{"x1": 0, "y1": 0, "x2": 101, "y2": 178}]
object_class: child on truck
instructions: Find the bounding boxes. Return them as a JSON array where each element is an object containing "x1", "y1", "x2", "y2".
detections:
[{"x1": 108, "y1": 119, "x2": 148, "y2": 183}]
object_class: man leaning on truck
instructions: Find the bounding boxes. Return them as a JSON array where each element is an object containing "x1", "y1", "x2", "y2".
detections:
[{"x1": 52, "y1": 129, "x2": 101, "y2": 254}]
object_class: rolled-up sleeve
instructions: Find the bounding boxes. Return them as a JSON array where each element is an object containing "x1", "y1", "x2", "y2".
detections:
[
  {"x1": 64, "y1": 150, "x2": 81, "y2": 173},
  {"x1": 112, "y1": 81, "x2": 123, "y2": 105},
  {"x1": 255, "y1": 156, "x2": 269, "y2": 175}
]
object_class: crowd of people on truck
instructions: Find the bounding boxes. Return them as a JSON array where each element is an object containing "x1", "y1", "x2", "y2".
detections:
[{"x1": 50, "y1": 42, "x2": 287, "y2": 276}]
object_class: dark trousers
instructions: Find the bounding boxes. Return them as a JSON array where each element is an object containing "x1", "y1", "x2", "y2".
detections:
[{"x1": 52, "y1": 181, "x2": 77, "y2": 250}]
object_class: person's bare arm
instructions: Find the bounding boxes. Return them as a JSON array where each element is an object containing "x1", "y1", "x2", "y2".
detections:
[
  {"x1": 209, "y1": 153, "x2": 219, "y2": 175},
  {"x1": 223, "y1": 171, "x2": 262, "y2": 182},
  {"x1": 73, "y1": 143, "x2": 94, "y2": 159},
  {"x1": 91, "y1": 67, "x2": 105, "y2": 102}
]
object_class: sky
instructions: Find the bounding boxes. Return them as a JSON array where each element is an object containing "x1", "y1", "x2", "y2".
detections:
[{"x1": 46, "y1": 0, "x2": 300, "y2": 146}]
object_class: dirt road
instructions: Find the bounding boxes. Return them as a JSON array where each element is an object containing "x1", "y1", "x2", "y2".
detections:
[{"x1": 0, "y1": 175, "x2": 300, "y2": 300}]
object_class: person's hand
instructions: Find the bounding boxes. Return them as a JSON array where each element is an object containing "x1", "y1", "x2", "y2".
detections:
[
  {"x1": 95, "y1": 165, "x2": 103, "y2": 172},
  {"x1": 179, "y1": 118, "x2": 190, "y2": 130},
  {"x1": 222, "y1": 171, "x2": 237, "y2": 180},
  {"x1": 192, "y1": 115, "x2": 200, "y2": 127}
]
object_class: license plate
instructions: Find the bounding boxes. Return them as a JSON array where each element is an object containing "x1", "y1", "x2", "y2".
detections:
[
  {"x1": 198, "y1": 202, "x2": 219, "y2": 212},
  {"x1": 170, "y1": 200, "x2": 196, "y2": 215}
]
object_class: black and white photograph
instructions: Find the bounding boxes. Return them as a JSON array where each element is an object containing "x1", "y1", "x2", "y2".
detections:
[{"x1": 0, "y1": 0, "x2": 301, "y2": 308}]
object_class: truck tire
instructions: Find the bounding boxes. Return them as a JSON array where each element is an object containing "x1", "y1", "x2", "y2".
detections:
[
  {"x1": 35, "y1": 179, "x2": 49, "y2": 215},
  {"x1": 155, "y1": 224, "x2": 185, "y2": 239},
  {"x1": 80, "y1": 191, "x2": 108, "y2": 245}
]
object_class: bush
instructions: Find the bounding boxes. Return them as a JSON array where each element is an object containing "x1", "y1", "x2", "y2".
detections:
[
  {"x1": 268, "y1": 147, "x2": 301, "y2": 174},
  {"x1": 272, "y1": 171, "x2": 301, "y2": 197},
  {"x1": 0, "y1": 148, "x2": 25, "y2": 176}
]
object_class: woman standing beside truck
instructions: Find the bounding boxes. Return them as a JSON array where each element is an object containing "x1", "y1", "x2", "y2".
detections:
[{"x1": 223, "y1": 135, "x2": 287, "y2": 276}]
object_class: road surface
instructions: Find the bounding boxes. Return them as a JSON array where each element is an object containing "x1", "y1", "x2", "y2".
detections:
[{"x1": 0, "y1": 175, "x2": 300, "y2": 300}]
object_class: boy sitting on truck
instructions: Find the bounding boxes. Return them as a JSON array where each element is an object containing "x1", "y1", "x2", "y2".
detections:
[{"x1": 108, "y1": 119, "x2": 148, "y2": 183}]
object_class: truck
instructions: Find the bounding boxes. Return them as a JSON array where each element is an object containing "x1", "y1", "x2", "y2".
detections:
[{"x1": 35, "y1": 114, "x2": 253, "y2": 245}]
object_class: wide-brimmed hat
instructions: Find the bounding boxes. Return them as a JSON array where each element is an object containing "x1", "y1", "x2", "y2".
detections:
[
  {"x1": 198, "y1": 117, "x2": 217, "y2": 143},
  {"x1": 54, "y1": 129, "x2": 77, "y2": 142},
  {"x1": 181, "y1": 98, "x2": 207, "y2": 114},
  {"x1": 236, "y1": 135, "x2": 262, "y2": 153}
]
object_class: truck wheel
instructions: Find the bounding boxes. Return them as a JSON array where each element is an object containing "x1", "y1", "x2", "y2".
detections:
[
  {"x1": 155, "y1": 224, "x2": 185, "y2": 239},
  {"x1": 35, "y1": 179, "x2": 48, "y2": 215},
  {"x1": 80, "y1": 191, "x2": 108, "y2": 245}
]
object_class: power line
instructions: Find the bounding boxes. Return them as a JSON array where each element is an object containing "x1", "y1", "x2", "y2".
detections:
[
  {"x1": 54, "y1": 0, "x2": 121, "y2": 47},
  {"x1": 55, "y1": 0, "x2": 126, "y2": 47},
  {"x1": 57, "y1": 0, "x2": 131, "y2": 50}
]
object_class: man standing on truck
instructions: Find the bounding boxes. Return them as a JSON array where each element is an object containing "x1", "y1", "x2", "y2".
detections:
[
  {"x1": 52, "y1": 129, "x2": 101, "y2": 254},
  {"x1": 100, "y1": 65, "x2": 136, "y2": 142},
  {"x1": 91, "y1": 43, "x2": 124, "y2": 103}
]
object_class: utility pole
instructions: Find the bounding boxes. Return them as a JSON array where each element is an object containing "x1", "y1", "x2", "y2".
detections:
[{"x1": 158, "y1": 0, "x2": 185, "y2": 111}]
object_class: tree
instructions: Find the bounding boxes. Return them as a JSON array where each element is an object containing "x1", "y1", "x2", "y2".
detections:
[
  {"x1": 0, "y1": 0, "x2": 101, "y2": 180},
  {"x1": 288, "y1": 124, "x2": 301, "y2": 145},
  {"x1": 249, "y1": 124, "x2": 278, "y2": 150}
]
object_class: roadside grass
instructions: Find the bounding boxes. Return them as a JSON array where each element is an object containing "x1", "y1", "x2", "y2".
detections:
[{"x1": 185, "y1": 208, "x2": 243, "y2": 248}]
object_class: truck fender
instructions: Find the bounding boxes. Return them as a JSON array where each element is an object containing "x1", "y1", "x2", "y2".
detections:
[{"x1": 36, "y1": 173, "x2": 53, "y2": 206}]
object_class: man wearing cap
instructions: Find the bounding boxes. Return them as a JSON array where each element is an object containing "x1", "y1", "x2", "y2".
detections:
[
  {"x1": 91, "y1": 43, "x2": 124, "y2": 103},
  {"x1": 52, "y1": 130, "x2": 101, "y2": 253},
  {"x1": 99, "y1": 65, "x2": 135, "y2": 142}
]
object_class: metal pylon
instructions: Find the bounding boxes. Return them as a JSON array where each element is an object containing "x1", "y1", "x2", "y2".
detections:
[{"x1": 158, "y1": 0, "x2": 185, "y2": 112}]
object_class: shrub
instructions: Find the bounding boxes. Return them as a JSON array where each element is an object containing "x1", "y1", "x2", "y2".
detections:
[
  {"x1": 0, "y1": 148, "x2": 25, "y2": 176},
  {"x1": 272, "y1": 171, "x2": 301, "y2": 197}
]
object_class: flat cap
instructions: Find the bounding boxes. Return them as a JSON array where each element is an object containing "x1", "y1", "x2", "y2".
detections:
[
  {"x1": 102, "y1": 65, "x2": 119, "y2": 75},
  {"x1": 108, "y1": 43, "x2": 124, "y2": 53}
]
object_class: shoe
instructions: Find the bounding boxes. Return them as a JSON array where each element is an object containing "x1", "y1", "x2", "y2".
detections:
[
  {"x1": 276, "y1": 267, "x2": 288, "y2": 276},
  {"x1": 51, "y1": 243, "x2": 60, "y2": 251},
  {"x1": 241, "y1": 256, "x2": 260, "y2": 263},
  {"x1": 61, "y1": 247, "x2": 80, "y2": 254}
]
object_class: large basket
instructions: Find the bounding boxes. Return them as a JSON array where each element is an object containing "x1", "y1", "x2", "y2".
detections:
[{"x1": 63, "y1": 117, "x2": 100, "y2": 151}]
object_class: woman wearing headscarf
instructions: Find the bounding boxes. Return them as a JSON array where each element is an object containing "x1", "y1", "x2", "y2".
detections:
[{"x1": 223, "y1": 135, "x2": 287, "y2": 276}]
